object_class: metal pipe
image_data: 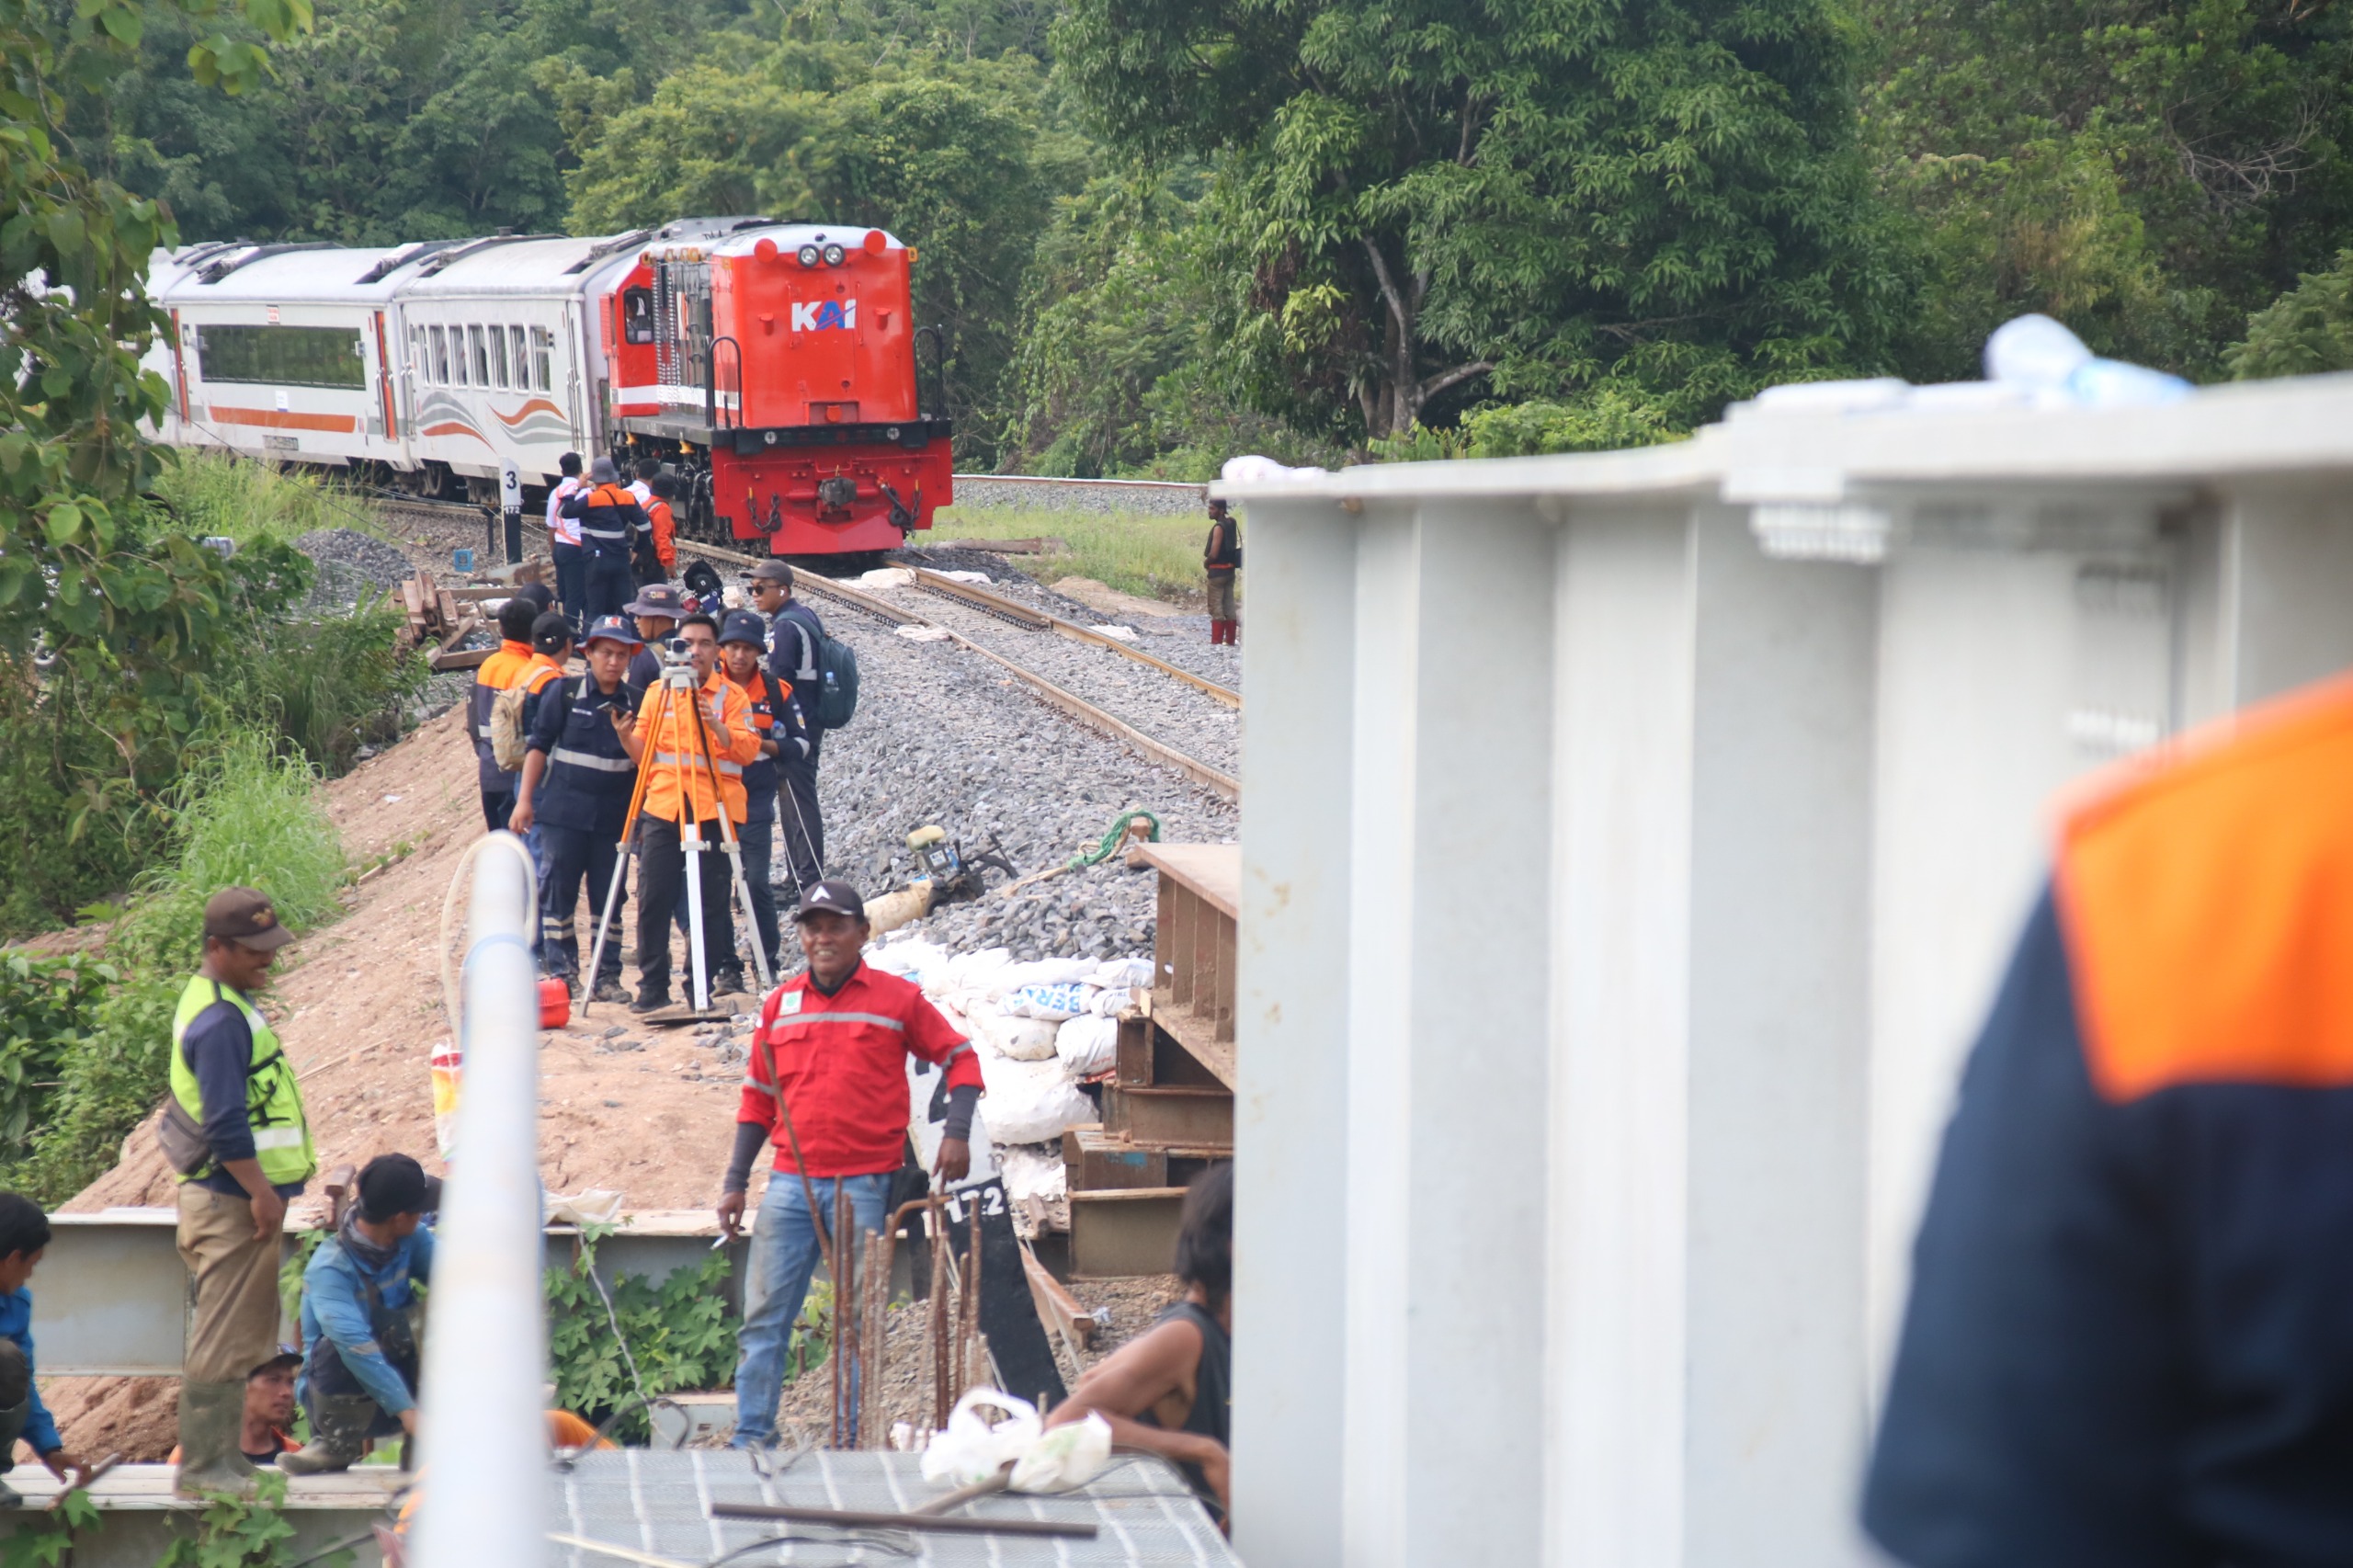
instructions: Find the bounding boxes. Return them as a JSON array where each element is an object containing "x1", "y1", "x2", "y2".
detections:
[{"x1": 411, "y1": 832, "x2": 549, "y2": 1568}]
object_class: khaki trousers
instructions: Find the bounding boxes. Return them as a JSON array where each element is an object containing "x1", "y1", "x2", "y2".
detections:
[
  {"x1": 1206, "y1": 572, "x2": 1237, "y2": 621},
  {"x1": 176, "y1": 1186, "x2": 281, "y2": 1384}
]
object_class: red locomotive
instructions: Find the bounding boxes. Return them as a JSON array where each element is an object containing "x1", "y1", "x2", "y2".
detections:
[{"x1": 605, "y1": 224, "x2": 953, "y2": 553}]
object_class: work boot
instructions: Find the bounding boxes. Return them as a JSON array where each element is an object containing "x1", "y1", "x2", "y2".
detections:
[
  {"x1": 174, "y1": 1381, "x2": 259, "y2": 1499},
  {"x1": 1207, "y1": 619, "x2": 1222, "y2": 645},
  {"x1": 630, "y1": 989, "x2": 672, "y2": 1015},
  {"x1": 591, "y1": 976, "x2": 630, "y2": 1005},
  {"x1": 279, "y1": 1394, "x2": 378, "y2": 1476},
  {"x1": 710, "y1": 969, "x2": 745, "y2": 999},
  {"x1": 1229, "y1": 619, "x2": 1240, "y2": 647}
]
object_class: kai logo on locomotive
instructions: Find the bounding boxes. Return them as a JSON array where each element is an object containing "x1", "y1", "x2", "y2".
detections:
[{"x1": 790, "y1": 300, "x2": 857, "y2": 333}]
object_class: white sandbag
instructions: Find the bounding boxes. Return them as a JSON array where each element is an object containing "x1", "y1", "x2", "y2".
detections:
[
  {"x1": 944, "y1": 948, "x2": 1013, "y2": 990},
  {"x1": 1056, "y1": 1015, "x2": 1120, "y2": 1077},
  {"x1": 1086, "y1": 987, "x2": 1130, "y2": 1017},
  {"x1": 981, "y1": 1054, "x2": 1098, "y2": 1144},
  {"x1": 1003, "y1": 982, "x2": 1099, "y2": 1021},
  {"x1": 1088, "y1": 957, "x2": 1154, "y2": 991},
  {"x1": 866, "y1": 937, "x2": 949, "y2": 985},
  {"x1": 938, "y1": 570, "x2": 995, "y2": 585},
  {"x1": 996, "y1": 1141, "x2": 1071, "y2": 1238},
  {"x1": 973, "y1": 1009, "x2": 1062, "y2": 1062},
  {"x1": 990, "y1": 958, "x2": 1097, "y2": 996}
]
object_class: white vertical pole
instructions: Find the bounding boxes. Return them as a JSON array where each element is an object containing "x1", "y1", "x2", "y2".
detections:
[{"x1": 411, "y1": 832, "x2": 548, "y2": 1568}]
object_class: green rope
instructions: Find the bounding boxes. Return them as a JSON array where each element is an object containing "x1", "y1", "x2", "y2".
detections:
[{"x1": 1065, "y1": 809, "x2": 1162, "y2": 870}]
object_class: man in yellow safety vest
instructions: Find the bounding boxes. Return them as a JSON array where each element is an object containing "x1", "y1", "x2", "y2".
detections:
[{"x1": 164, "y1": 887, "x2": 316, "y2": 1498}]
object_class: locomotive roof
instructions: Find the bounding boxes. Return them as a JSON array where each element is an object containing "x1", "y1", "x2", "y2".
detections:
[{"x1": 640, "y1": 223, "x2": 904, "y2": 262}]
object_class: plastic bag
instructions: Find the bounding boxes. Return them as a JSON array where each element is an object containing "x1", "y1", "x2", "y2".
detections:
[
  {"x1": 921, "y1": 1389, "x2": 1040, "y2": 1486},
  {"x1": 944, "y1": 948, "x2": 1014, "y2": 990},
  {"x1": 1057, "y1": 1015, "x2": 1120, "y2": 1077},
  {"x1": 991, "y1": 959, "x2": 1097, "y2": 996},
  {"x1": 1088, "y1": 957, "x2": 1154, "y2": 991},
  {"x1": 1010, "y1": 1413, "x2": 1113, "y2": 1493},
  {"x1": 1004, "y1": 982, "x2": 1098, "y2": 1021}
]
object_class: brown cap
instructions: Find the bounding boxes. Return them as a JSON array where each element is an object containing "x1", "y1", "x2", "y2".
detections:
[
  {"x1": 202, "y1": 887, "x2": 297, "y2": 950},
  {"x1": 744, "y1": 560, "x2": 793, "y2": 585}
]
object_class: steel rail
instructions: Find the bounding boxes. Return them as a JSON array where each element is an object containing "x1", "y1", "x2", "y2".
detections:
[
  {"x1": 673, "y1": 540, "x2": 1240, "y2": 801},
  {"x1": 904, "y1": 566, "x2": 1241, "y2": 709}
]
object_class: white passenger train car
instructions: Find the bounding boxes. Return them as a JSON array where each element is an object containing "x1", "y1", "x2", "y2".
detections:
[{"x1": 141, "y1": 220, "x2": 757, "y2": 502}]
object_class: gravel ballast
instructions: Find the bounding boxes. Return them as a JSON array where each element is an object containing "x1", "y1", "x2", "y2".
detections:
[
  {"x1": 295, "y1": 527, "x2": 416, "y2": 612},
  {"x1": 779, "y1": 585, "x2": 1237, "y2": 967}
]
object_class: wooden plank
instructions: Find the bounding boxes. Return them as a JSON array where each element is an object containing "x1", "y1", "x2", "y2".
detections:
[
  {"x1": 1134, "y1": 844, "x2": 1240, "y2": 921},
  {"x1": 1019, "y1": 1238, "x2": 1096, "y2": 1351}
]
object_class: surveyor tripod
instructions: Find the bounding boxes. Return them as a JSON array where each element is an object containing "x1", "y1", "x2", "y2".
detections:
[{"x1": 580, "y1": 668, "x2": 776, "y2": 1015}]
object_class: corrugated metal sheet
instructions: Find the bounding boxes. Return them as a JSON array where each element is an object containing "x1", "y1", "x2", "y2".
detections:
[{"x1": 1218, "y1": 375, "x2": 2353, "y2": 1567}]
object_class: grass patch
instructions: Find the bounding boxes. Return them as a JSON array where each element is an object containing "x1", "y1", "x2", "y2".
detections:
[
  {"x1": 921, "y1": 506, "x2": 1222, "y2": 605},
  {"x1": 148, "y1": 449, "x2": 378, "y2": 546},
  {"x1": 2, "y1": 734, "x2": 346, "y2": 1205}
]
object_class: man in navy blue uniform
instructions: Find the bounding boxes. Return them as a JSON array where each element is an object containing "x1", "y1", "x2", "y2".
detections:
[
  {"x1": 717, "y1": 610, "x2": 808, "y2": 978},
  {"x1": 509, "y1": 615, "x2": 643, "y2": 1000},
  {"x1": 744, "y1": 560, "x2": 826, "y2": 892}
]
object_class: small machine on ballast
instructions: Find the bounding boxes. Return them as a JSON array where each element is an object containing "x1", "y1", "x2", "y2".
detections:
[{"x1": 905, "y1": 824, "x2": 1017, "y2": 903}]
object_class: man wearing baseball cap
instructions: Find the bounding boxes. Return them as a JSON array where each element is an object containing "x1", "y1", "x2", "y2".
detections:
[
  {"x1": 718, "y1": 609, "x2": 811, "y2": 976},
  {"x1": 284, "y1": 1153, "x2": 437, "y2": 1474},
  {"x1": 165, "y1": 888, "x2": 316, "y2": 1497},
  {"x1": 720, "y1": 881, "x2": 983, "y2": 1447},
  {"x1": 511, "y1": 615, "x2": 644, "y2": 1000},
  {"x1": 165, "y1": 1348, "x2": 302, "y2": 1470},
  {"x1": 625, "y1": 582, "x2": 686, "y2": 689},
  {"x1": 744, "y1": 559, "x2": 829, "y2": 891}
]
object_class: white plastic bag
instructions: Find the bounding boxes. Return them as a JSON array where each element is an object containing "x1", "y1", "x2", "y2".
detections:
[
  {"x1": 1010, "y1": 1413, "x2": 1113, "y2": 1493},
  {"x1": 1088, "y1": 957, "x2": 1154, "y2": 991},
  {"x1": 944, "y1": 948, "x2": 1014, "y2": 990},
  {"x1": 921, "y1": 1389, "x2": 1040, "y2": 1486},
  {"x1": 1004, "y1": 982, "x2": 1098, "y2": 1021},
  {"x1": 1056, "y1": 1015, "x2": 1120, "y2": 1077}
]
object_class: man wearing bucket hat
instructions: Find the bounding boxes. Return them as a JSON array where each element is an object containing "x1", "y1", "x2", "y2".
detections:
[
  {"x1": 165, "y1": 888, "x2": 315, "y2": 1498},
  {"x1": 625, "y1": 582, "x2": 686, "y2": 689},
  {"x1": 558, "y1": 456, "x2": 652, "y2": 624},
  {"x1": 512, "y1": 615, "x2": 645, "y2": 1000}
]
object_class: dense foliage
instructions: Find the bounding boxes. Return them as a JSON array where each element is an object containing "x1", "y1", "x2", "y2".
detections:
[
  {"x1": 32, "y1": 0, "x2": 2353, "y2": 462},
  {"x1": 546, "y1": 1233, "x2": 739, "y2": 1442}
]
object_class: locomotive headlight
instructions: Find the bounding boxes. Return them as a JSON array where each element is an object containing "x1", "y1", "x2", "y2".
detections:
[
  {"x1": 822, "y1": 244, "x2": 847, "y2": 267},
  {"x1": 797, "y1": 244, "x2": 822, "y2": 267}
]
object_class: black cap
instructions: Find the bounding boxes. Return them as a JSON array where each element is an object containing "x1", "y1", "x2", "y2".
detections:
[
  {"x1": 249, "y1": 1346, "x2": 302, "y2": 1378},
  {"x1": 719, "y1": 610, "x2": 767, "y2": 648},
  {"x1": 794, "y1": 881, "x2": 866, "y2": 922},
  {"x1": 356, "y1": 1153, "x2": 431, "y2": 1222},
  {"x1": 203, "y1": 887, "x2": 297, "y2": 950},
  {"x1": 531, "y1": 610, "x2": 574, "y2": 654}
]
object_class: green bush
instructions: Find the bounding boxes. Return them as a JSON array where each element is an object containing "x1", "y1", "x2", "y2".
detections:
[
  {"x1": 0, "y1": 955, "x2": 116, "y2": 1162},
  {"x1": 218, "y1": 608, "x2": 427, "y2": 778},
  {"x1": 0, "y1": 735, "x2": 346, "y2": 1206},
  {"x1": 2230, "y1": 251, "x2": 2353, "y2": 381},
  {"x1": 146, "y1": 449, "x2": 360, "y2": 547},
  {"x1": 546, "y1": 1233, "x2": 737, "y2": 1442}
]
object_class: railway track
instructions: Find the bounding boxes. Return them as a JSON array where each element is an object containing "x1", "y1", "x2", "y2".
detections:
[
  {"x1": 356, "y1": 494, "x2": 1239, "y2": 801},
  {"x1": 671, "y1": 540, "x2": 1241, "y2": 802}
]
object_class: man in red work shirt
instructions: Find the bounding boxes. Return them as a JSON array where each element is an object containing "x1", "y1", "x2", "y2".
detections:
[{"x1": 716, "y1": 881, "x2": 983, "y2": 1448}]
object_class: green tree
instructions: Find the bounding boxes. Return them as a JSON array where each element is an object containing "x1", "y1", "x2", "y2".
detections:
[
  {"x1": 1055, "y1": 0, "x2": 1906, "y2": 443},
  {"x1": 2230, "y1": 250, "x2": 2353, "y2": 380},
  {"x1": 1860, "y1": 0, "x2": 2353, "y2": 381}
]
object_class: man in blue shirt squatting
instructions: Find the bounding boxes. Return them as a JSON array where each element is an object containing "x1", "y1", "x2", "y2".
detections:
[
  {"x1": 281, "y1": 1154, "x2": 436, "y2": 1474},
  {"x1": 0, "y1": 1194, "x2": 89, "y2": 1506}
]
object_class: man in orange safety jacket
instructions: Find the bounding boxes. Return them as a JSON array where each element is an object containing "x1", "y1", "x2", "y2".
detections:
[
  {"x1": 1865, "y1": 670, "x2": 2353, "y2": 1566},
  {"x1": 641, "y1": 474, "x2": 679, "y2": 585},
  {"x1": 626, "y1": 611, "x2": 760, "y2": 1013}
]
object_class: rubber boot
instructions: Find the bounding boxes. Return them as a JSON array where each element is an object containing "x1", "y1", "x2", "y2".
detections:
[
  {"x1": 174, "y1": 1381, "x2": 259, "y2": 1498},
  {"x1": 1209, "y1": 619, "x2": 1226, "y2": 645},
  {"x1": 279, "y1": 1395, "x2": 378, "y2": 1476}
]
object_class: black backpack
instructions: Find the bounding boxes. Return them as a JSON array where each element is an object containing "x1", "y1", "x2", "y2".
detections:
[{"x1": 776, "y1": 607, "x2": 858, "y2": 731}]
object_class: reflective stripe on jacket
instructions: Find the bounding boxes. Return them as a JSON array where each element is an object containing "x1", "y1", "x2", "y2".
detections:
[
  {"x1": 636, "y1": 673, "x2": 759, "y2": 824},
  {"x1": 169, "y1": 974, "x2": 316, "y2": 1187},
  {"x1": 561, "y1": 483, "x2": 651, "y2": 551},
  {"x1": 526, "y1": 675, "x2": 642, "y2": 835}
]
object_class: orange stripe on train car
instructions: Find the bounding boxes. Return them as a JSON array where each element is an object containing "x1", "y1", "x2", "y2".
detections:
[
  {"x1": 421, "y1": 421, "x2": 494, "y2": 446},
  {"x1": 206, "y1": 406, "x2": 358, "y2": 434},
  {"x1": 2054, "y1": 671, "x2": 2353, "y2": 1101}
]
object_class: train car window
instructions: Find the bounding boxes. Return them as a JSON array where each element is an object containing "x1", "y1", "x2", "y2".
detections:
[
  {"x1": 192, "y1": 325, "x2": 366, "y2": 389},
  {"x1": 429, "y1": 326, "x2": 449, "y2": 384},
  {"x1": 530, "y1": 325, "x2": 554, "y2": 392},
  {"x1": 489, "y1": 325, "x2": 509, "y2": 389},
  {"x1": 411, "y1": 327, "x2": 426, "y2": 381},
  {"x1": 469, "y1": 325, "x2": 490, "y2": 386},
  {"x1": 622, "y1": 288, "x2": 654, "y2": 345},
  {"x1": 508, "y1": 326, "x2": 529, "y2": 392}
]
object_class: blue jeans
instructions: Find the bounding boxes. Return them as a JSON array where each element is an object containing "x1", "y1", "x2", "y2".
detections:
[{"x1": 733, "y1": 1171, "x2": 891, "y2": 1449}]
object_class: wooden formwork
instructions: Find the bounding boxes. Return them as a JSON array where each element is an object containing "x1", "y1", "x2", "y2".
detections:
[{"x1": 1064, "y1": 843, "x2": 1239, "y2": 1277}]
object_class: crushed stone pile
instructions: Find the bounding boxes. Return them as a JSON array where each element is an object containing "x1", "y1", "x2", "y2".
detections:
[{"x1": 297, "y1": 527, "x2": 416, "y2": 612}]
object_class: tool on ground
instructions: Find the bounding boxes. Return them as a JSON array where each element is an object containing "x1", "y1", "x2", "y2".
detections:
[
  {"x1": 707, "y1": 1501, "x2": 1097, "y2": 1540},
  {"x1": 907, "y1": 824, "x2": 1017, "y2": 903},
  {"x1": 580, "y1": 641, "x2": 773, "y2": 1015}
]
